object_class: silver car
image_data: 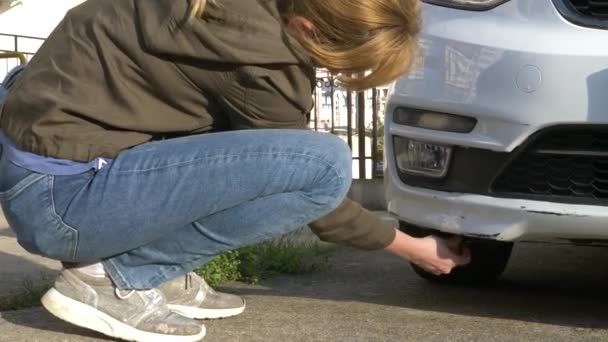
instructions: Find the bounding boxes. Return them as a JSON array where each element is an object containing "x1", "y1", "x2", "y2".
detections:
[{"x1": 385, "y1": 0, "x2": 608, "y2": 283}]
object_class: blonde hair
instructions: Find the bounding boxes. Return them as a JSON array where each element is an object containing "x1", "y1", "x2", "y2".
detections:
[
  {"x1": 188, "y1": 0, "x2": 421, "y2": 91},
  {"x1": 284, "y1": 0, "x2": 421, "y2": 90},
  {"x1": 188, "y1": 0, "x2": 210, "y2": 18}
]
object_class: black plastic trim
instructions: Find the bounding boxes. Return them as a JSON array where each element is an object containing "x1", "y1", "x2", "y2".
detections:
[
  {"x1": 489, "y1": 125, "x2": 608, "y2": 206},
  {"x1": 394, "y1": 125, "x2": 608, "y2": 207},
  {"x1": 552, "y1": 0, "x2": 608, "y2": 30},
  {"x1": 393, "y1": 107, "x2": 477, "y2": 133},
  {"x1": 395, "y1": 144, "x2": 510, "y2": 194},
  {"x1": 423, "y1": 0, "x2": 511, "y2": 11}
]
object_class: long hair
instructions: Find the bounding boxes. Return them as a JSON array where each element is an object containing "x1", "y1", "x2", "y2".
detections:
[
  {"x1": 188, "y1": 0, "x2": 210, "y2": 18},
  {"x1": 188, "y1": 0, "x2": 421, "y2": 91}
]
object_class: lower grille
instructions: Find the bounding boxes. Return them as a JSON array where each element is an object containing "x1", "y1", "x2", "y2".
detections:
[
  {"x1": 567, "y1": 0, "x2": 608, "y2": 18},
  {"x1": 553, "y1": 0, "x2": 608, "y2": 30},
  {"x1": 493, "y1": 127, "x2": 608, "y2": 204}
]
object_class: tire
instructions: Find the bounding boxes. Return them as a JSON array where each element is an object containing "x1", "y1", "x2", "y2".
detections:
[{"x1": 399, "y1": 221, "x2": 513, "y2": 285}]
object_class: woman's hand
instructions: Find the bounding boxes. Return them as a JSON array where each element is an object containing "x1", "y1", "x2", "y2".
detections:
[{"x1": 385, "y1": 229, "x2": 471, "y2": 275}]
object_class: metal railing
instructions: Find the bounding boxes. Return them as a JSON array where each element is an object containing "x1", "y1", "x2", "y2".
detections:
[
  {"x1": 311, "y1": 71, "x2": 387, "y2": 179},
  {"x1": 0, "y1": 33, "x2": 44, "y2": 78},
  {"x1": 0, "y1": 51, "x2": 26, "y2": 65},
  {"x1": 0, "y1": 33, "x2": 386, "y2": 179}
]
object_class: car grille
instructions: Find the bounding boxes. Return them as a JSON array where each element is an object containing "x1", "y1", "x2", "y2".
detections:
[
  {"x1": 566, "y1": 0, "x2": 608, "y2": 18},
  {"x1": 493, "y1": 127, "x2": 608, "y2": 204}
]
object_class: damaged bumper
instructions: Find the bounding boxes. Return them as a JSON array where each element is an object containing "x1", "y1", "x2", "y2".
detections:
[{"x1": 386, "y1": 178, "x2": 608, "y2": 243}]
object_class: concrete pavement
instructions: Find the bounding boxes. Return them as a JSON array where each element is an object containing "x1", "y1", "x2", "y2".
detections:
[
  {"x1": 0, "y1": 211, "x2": 61, "y2": 295},
  {"x1": 2, "y1": 213, "x2": 608, "y2": 341}
]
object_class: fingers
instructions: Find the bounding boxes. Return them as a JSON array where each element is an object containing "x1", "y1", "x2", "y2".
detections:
[
  {"x1": 432, "y1": 262, "x2": 457, "y2": 275},
  {"x1": 456, "y1": 246, "x2": 472, "y2": 266},
  {"x1": 422, "y1": 264, "x2": 444, "y2": 276},
  {"x1": 446, "y1": 235, "x2": 463, "y2": 251},
  {"x1": 440, "y1": 242, "x2": 471, "y2": 273},
  {"x1": 411, "y1": 235, "x2": 473, "y2": 276},
  {"x1": 447, "y1": 246, "x2": 471, "y2": 267},
  {"x1": 445, "y1": 235, "x2": 471, "y2": 266},
  {"x1": 431, "y1": 268, "x2": 443, "y2": 276},
  {"x1": 424, "y1": 258, "x2": 457, "y2": 275}
]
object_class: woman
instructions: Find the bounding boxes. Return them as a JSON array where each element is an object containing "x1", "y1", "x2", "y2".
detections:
[{"x1": 0, "y1": 0, "x2": 470, "y2": 341}]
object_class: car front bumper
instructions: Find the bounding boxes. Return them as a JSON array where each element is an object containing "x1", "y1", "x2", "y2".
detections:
[
  {"x1": 386, "y1": 178, "x2": 608, "y2": 242},
  {"x1": 385, "y1": 0, "x2": 608, "y2": 241}
]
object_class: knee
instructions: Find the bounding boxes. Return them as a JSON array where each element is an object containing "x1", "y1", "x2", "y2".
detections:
[
  {"x1": 325, "y1": 134, "x2": 352, "y2": 183},
  {"x1": 311, "y1": 133, "x2": 352, "y2": 207}
]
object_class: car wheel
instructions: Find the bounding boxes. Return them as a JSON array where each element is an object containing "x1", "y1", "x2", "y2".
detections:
[{"x1": 399, "y1": 221, "x2": 513, "y2": 284}]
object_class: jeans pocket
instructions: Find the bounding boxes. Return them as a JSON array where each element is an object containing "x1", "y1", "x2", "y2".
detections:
[{"x1": 0, "y1": 174, "x2": 79, "y2": 261}]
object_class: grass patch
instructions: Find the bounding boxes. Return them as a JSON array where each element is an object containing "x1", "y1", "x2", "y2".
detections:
[
  {"x1": 196, "y1": 239, "x2": 333, "y2": 286},
  {"x1": 0, "y1": 279, "x2": 50, "y2": 311}
]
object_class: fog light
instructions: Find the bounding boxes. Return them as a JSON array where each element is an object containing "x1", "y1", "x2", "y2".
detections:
[
  {"x1": 394, "y1": 108, "x2": 477, "y2": 133},
  {"x1": 394, "y1": 137, "x2": 452, "y2": 178}
]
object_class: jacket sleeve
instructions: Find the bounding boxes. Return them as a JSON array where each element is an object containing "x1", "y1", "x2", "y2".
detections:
[
  {"x1": 309, "y1": 198, "x2": 397, "y2": 250},
  {"x1": 217, "y1": 66, "x2": 397, "y2": 250}
]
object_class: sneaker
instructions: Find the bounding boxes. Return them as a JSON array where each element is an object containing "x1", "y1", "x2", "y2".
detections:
[
  {"x1": 41, "y1": 269, "x2": 206, "y2": 342},
  {"x1": 160, "y1": 272, "x2": 246, "y2": 320}
]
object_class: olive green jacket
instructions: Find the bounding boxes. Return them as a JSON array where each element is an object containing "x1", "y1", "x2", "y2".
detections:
[{"x1": 0, "y1": 0, "x2": 396, "y2": 250}]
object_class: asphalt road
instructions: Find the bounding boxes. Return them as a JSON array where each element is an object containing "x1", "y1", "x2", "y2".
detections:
[{"x1": 2, "y1": 242, "x2": 608, "y2": 342}]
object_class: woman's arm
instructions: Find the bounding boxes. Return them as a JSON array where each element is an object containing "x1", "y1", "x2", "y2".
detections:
[{"x1": 217, "y1": 66, "x2": 470, "y2": 274}]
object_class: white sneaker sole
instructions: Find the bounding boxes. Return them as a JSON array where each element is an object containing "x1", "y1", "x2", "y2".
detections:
[
  {"x1": 41, "y1": 288, "x2": 206, "y2": 342},
  {"x1": 168, "y1": 301, "x2": 246, "y2": 320}
]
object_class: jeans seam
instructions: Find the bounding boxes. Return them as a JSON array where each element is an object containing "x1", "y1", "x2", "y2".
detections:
[
  {"x1": 114, "y1": 151, "x2": 345, "y2": 179},
  {"x1": 48, "y1": 176, "x2": 80, "y2": 261},
  {"x1": 103, "y1": 258, "x2": 132, "y2": 289},
  {"x1": 147, "y1": 267, "x2": 181, "y2": 288},
  {"x1": 0, "y1": 173, "x2": 46, "y2": 200},
  {"x1": 88, "y1": 149, "x2": 348, "y2": 289}
]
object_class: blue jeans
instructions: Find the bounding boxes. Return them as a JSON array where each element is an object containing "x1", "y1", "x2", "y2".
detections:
[{"x1": 0, "y1": 130, "x2": 352, "y2": 289}]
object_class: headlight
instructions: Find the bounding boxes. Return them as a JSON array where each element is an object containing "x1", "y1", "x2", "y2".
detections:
[
  {"x1": 394, "y1": 108, "x2": 477, "y2": 133},
  {"x1": 394, "y1": 137, "x2": 452, "y2": 178},
  {"x1": 423, "y1": 0, "x2": 510, "y2": 10}
]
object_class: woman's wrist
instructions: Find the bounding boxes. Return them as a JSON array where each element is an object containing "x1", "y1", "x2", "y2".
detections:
[{"x1": 384, "y1": 228, "x2": 417, "y2": 261}]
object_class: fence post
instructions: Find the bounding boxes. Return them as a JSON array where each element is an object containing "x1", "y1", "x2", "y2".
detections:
[
  {"x1": 313, "y1": 85, "x2": 318, "y2": 131},
  {"x1": 357, "y1": 90, "x2": 366, "y2": 179},
  {"x1": 330, "y1": 75, "x2": 335, "y2": 135},
  {"x1": 371, "y1": 88, "x2": 379, "y2": 179},
  {"x1": 346, "y1": 91, "x2": 353, "y2": 149}
]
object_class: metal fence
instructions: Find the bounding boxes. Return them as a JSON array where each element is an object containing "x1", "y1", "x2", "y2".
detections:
[
  {"x1": 311, "y1": 70, "x2": 387, "y2": 179},
  {"x1": 0, "y1": 33, "x2": 386, "y2": 179},
  {"x1": 0, "y1": 33, "x2": 43, "y2": 77}
]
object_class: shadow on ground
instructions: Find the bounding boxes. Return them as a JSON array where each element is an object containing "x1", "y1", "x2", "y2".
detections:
[
  {"x1": 0, "y1": 252, "x2": 114, "y2": 341},
  {"x1": 1, "y1": 308, "x2": 119, "y2": 341},
  {"x1": 0, "y1": 229, "x2": 15, "y2": 238},
  {"x1": 0, "y1": 251, "x2": 57, "y2": 295},
  {"x1": 2, "y1": 243, "x2": 608, "y2": 341},
  {"x1": 223, "y1": 243, "x2": 608, "y2": 329}
]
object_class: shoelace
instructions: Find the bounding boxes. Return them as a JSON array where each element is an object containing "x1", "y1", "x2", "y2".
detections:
[
  {"x1": 185, "y1": 273, "x2": 214, "y2": 294},
  {"x1": 115, "y1": 274, "x2": 200, "y2": 300},
  {"x1": 186, "y1": 273, "x2": 193, "y2": 290},
  {"x1": 115, "y1": 288, "x2": 135, "y2": 300},
  {"x1": 115, "y1": 288, "x2": 163, "y2": 306}
]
